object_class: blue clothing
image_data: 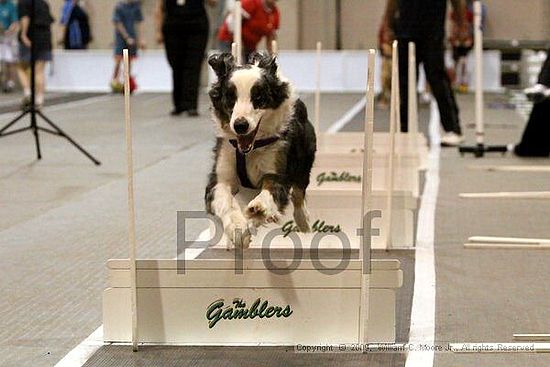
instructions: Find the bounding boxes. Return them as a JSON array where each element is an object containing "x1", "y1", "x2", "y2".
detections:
[
  {"x1": 0, "y1": 0, "x2": 17, "y2": 31},
  {"x1": 113, "y1": 1, "x2": 143, "y2": 56}
]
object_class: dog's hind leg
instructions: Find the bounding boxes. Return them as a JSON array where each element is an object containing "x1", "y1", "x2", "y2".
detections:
[{"x1": 291, "y1": 187, "x2": 310, "y2": 232}]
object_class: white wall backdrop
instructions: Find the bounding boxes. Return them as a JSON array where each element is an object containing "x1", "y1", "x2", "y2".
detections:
[{"x1": 46, "y1": 50, "x2": 503, "y2": 94}]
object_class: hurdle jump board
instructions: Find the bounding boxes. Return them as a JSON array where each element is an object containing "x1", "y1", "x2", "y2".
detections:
[
  {"x1": 314, "y1": 153, "x2": 421, "y2": 198},
  {"x1": 211, "y1": 189, "x2": 416, "y2": 250},
  {"x1": 103, "y1": 258, "x2": 403, "y2": 344},
  {"x1": 310, "y1": 162, "x2": 420, "y2": 198},
  {"x1": 318, "y1": 132, "x2": 429, "y2": 171}
]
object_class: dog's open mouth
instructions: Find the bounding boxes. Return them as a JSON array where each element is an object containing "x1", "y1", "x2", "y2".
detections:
[{"x1": 236, "y1": 119, "x2": 261, "y2": 154}]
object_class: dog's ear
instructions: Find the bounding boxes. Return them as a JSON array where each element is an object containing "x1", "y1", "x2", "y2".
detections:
[
  {"x1": 208, "y1": 53, "x2": 235, "y2": 79},
  {"x1": 251, "y1": 52, "x2": 278, "y2": 76}
]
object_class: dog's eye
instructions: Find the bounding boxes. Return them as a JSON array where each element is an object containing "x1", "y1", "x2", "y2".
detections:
[{"x1": 252, "y1": 94, "x2": 267, "y2": 109}]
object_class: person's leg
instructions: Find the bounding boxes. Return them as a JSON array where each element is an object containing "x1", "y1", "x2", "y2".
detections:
[
  {"x1": 17, "y1": 62, "x2": 30, "y2": 96},
  {"x1": 514, "y1": 99, "x2": 550, "y2": 157},
  {"x1": 181, "y1": 27, "x2": 209, "y2": 114},
  {"x1": 112, "y1": 56, "x2": 122, "y2": 82},
  {"x1": 7, "y1": 63, "x2": 17, "y2": 90},
  {"x1": 34, "y1": 61, "x2": 46, "y2": 106},
  {"x1": 397, "y1": 39, "x2": 411, "y2": 132},
  {"x1": 164, "y1": 30, "x2": 185, "y2": 113},
  {"x1": 422, "y1": 38, "x2": 461, "y2": 134}
]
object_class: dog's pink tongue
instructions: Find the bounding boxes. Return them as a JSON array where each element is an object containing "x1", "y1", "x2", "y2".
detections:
[{"x1": 237, "y1": 134, "x2": 254, "y2": 153}]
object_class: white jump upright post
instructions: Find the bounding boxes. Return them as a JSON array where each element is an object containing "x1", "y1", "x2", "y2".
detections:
[
  {"x1": 123, "y1": 49, "x2": 138, "y2": 352},
  {"x1": 385, "y1": 41, "x2": 399, "y2": 249},
  {"x1": 359, "y1": 49, "x2": 376, "y2": 342},
  {"x1": 271, "y1": 39, "x2": 278, "y2": 56},
  {"x1": 408, "y1": 42, "x2": 419, "y2": 152},
  {"x1": 459, "y1": 0, "x2": 507, "y2": 157},
  {"x1": 474, "y1": 0, "x2": 484, "y2": 148},
  {"x1": 234, "y1": 1, "x2": 243, "y2": 65},
  {"x1": 314, "y1": 41, "x2": 322, "y2": 136},
  {"x1": 231, "y1": 42, "x2": 237, "y2": 59}
]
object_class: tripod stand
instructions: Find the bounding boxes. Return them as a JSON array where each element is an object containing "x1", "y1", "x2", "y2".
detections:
[{"x1": 0, "y1": 0, "x2": 100, "y2": 165}]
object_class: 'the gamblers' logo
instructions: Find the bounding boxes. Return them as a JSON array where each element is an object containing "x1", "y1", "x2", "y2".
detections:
[{"x1": 206, "y1": 298, "x2": 293, "y2": 329}]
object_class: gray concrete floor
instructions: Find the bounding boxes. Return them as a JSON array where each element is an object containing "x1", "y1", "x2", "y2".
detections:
[{"x1": 1, "y1": 90, "x2": 549, "y2": 367}]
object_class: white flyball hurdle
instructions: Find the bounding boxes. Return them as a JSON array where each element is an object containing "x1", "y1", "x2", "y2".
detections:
[
  {"x1": 234, "y1": 1, "x2": 243, "y2": 64},
  {"x1": 307, "y1": 42, "x2": 417, "y2": 249},
  {"x1": 103, "y1": 50, "x2": 404, "y2": 346},
  {"x1": 313, "y1": 41, "x2": 423, "y2": 207},
  {"x1": 314, "y1": 40, "x2": 428, "y2": 171}
]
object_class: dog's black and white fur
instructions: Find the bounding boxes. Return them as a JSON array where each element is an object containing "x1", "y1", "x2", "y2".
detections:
[{"x1": 205, "y1": 52, "x2": 316, "y2": 248}]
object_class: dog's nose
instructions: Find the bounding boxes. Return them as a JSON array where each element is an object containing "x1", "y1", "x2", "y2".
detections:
[{"x1": 233, "y1": 118, "x2": 249, "y2": 135}]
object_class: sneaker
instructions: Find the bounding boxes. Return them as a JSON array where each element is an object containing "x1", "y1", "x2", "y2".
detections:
[
  {"x1": 524, "y1": 84, "x2": 550, "y2": 103},
  {"x1": 3, "y1": 80, "x2": 15, "y2": 93},
  {"x1": 20, "y1": 96, "x2": 31, "y2": 111},
  {"x1": 419, "y1": 91, "x2": 431, "y2": 105},
  {"x1": 110, "y1": 80, "x2": 124, "y2": 94},
  {"x1": 441, "y1": 132, "x2": 465, "y2": 147}
]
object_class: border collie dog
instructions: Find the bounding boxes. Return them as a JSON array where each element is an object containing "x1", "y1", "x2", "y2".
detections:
[{"x1": 205, "y1": 52, "x2": 316, "y2": 248}]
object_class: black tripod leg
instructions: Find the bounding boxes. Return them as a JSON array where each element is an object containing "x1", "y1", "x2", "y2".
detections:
[
  {"x1": 37, "y1": 111, "x2": 101, "y2": 166},
  {"x1": 0, "y1": 110, "x2": 29, "y2": 135},
  {"x1": 31, "y1": 113, "x2": 42, "y2": 160}
]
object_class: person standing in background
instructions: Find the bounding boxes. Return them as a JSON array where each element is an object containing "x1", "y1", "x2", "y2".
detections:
[
  {"x1": 384, "y1": 0, "x2": 469, "y2": 146},
  {"x1": 59, "y1": 0, "x2": 92, "y2": 50},
  {"x1": 0, "y1": 0, "x2": 18, "y2": 93},
  {"x1": 110, "y1": 0, "x2": 145, "y2": 94},
  {"x1": 17, "y1": 0, "x2": 54, "y2": 109},
  {"x1": 156, "y1": 0, "x2": 217, "y2": 117},
  {"x1": 513, "y1": 50, "x2": 550, "y2": 157},
  {"x1": 217, "y1": 0, "x2": 279, "y2": 62}
]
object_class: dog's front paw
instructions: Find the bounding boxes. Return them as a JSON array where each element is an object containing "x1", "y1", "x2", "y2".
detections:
[
  {"x1": 246, "y1": 191, "x2": 281, "y2": 226},
  {"x1": 225, "y1": 212, "x2": 252, "y2": 249}
]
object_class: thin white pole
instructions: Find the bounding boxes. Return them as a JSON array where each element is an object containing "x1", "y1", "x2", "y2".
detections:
[
  {"x1": 469, "y1": 236, "x2": 550, "y2": 245},
  {"x1": 359, "y1": 49, "x2": 376, "y2": 343},
  {"x1": 385, "y1": 41, "x2": 398, "y2": 250},
  {"x1": 460, "y1": 191, "x2": 550, "y2": 199},
  {"x1": 474, "y1": 0, "x2": 484, "y2": 145},
  {"x1": 271, "y1": 39, "x2": 278, "y2": 56},
  {"x1": 408, "y1": 42, "x2": 419, "y2": 149},
  {"x1": 514, "y1": 334, "x2": 550, "y2": 341},
  {"x1": 231, "y1": 42, "x2": 237, "y2": 59},
  {"x1": 234, "y1": 1, "x2": 243, "y2": 65},
  {"x1": 314, "y1": 41, "x2": 322, "y2": 136},
  {"x1": 123, "y1": 49, "x2": 138, "y2": 352},
  {"x1": 465, "y1": 243, "x2": 550, "y2": 250}
]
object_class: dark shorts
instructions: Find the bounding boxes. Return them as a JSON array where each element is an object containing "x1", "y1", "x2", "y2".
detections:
[
  {"x1": 453, "y1": 46, "x2": 473, "y2": 61},
  {"x1": 19, "y1": 44, "x2": 52, "y2": 63},
  {"x1": 114, "y1": 41, "x2": 138, "y2": 58}
]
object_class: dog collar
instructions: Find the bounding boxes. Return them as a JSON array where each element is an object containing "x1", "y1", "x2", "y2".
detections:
[{"x1": 228, "y1": 136, "x2": 280, "y2": 189}]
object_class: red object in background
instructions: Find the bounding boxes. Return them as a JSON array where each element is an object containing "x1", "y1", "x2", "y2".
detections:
[
  {"x1": 218, "y1": 0, "x2": 280, "y2": 51},
  {"x1": 129, "y1": 76, "x2": 138, "y2": 94}
]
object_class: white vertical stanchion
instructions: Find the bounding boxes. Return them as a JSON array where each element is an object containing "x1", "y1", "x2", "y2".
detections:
[
  {"x1": 408, "y1": 42, "x2": 419, "y2": 151},
  {"x1": 458, "y1": 1, "x2": 507, "y2": 156},
  {"x1": 385, "y1": 41, "x2": 398, "y2": 250},
  {"x1": 271, "y1": 39, "x2": 278, "y2": 56},
  {"x1": 234, "y1": 1, "x2": 243, "y2": 65},
  {"x1": 314, "y1": 41, "x2": 322, "y2": 136},
  {"x1": 359, "y1": 49, "x2": 376, "y2": 343},
  {"x1": 231, "y1": 42, "x2": 237, "y2": 59},
  {"x1": 123, "y1": 49, "x2": 138, "y2": 352},
  {"x1": 473, "y1": 0, "x2": 484, "y2": 146}
]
